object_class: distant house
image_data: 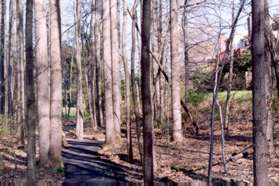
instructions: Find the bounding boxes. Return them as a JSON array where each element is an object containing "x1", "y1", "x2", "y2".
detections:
[{"x1": 237, "y1": 37, "x2": 249, "y2": 49}]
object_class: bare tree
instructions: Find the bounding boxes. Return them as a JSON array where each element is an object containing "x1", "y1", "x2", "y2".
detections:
[
  {"x1": 15, "y1": 0, "x2": 25, "y2": 145},
  {"x1": 111, "y1": 0, "x2": 122, "y2": 143},
  {"x1": 264, "y1": 0, "x2": 275, "y2": 160},
  {"x1": 7, "y1": 0, "x2": 15, "y2": 116},
  {"x1": 88, "y1": 0, "x2": 97, "y2": 131},
  {"x1": 141, "y1": 0, "x2": 154, "y2": 184},
  {"x1": 252, "y1": 0, "x2": 269, "y2": 184},
  {"x1": 122, "y1": 0, "x2": 132, "y2": 161},
  {"x1": 0, "y1": 0, "x2": 5, "y2": 114},
  {"x1": 25, "y1": 0, "x2": 36, "y2": 184},
  {"x1": 207, "y1": 1, "x2": 246, "y2": 183},
  {"x1": 75, "y1": 0, "x2": 84, "y2": 140},
  {"x1": 103, "y1": 0, "x2": 115, "y2": 145},
  {"x1": 93, "y1": 0, "x2": 103, "y2": 128},
  {"x1": 34, "y1": 0, "x2": 50, "y2": 166},
  {"x1": 49, "y1": 0, "x2": 63, "y2": 169},
  {"x1": 130, "y1": 0, "x2": 143, "y2": 161},
  {"x1": 170, "y1": 0, "x2": 183, "y2": 142}
]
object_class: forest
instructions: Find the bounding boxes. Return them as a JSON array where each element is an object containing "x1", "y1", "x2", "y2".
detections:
[{"x1": 0, "y1": 0, "x2": 279, "y2": 185}]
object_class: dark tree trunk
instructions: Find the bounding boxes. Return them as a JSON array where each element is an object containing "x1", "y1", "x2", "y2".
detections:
[
  {"x1": 141, "y1": 0, "x2": 154, "y2": 185},
  {"x1": 25, "y1": 0, "x2": 37, "y2": 184},
  {"x1": 0, "y1": 0, "x2": 5, "y2": 114},
  {"x1": 252, "y1": 0, "x2": 269, "y2": 185},
  {"x1": 7, "y1": 0, "x2": 14, "y2": 116}
]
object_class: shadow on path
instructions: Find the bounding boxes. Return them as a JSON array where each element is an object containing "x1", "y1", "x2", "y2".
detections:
[{"x1": 62, "y1": 139, "x2": 141, "y2": 186}]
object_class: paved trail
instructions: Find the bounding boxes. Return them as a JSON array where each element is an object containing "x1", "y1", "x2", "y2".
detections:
[{"x1": 62, "y1": 139, "x2": 141, "y2": 186}]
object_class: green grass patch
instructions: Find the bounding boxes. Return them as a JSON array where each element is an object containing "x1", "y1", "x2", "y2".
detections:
[
  {"x1": 188, "y1": 90, "x2": 252, "y2": 106},
  {"x1": 63, "y1": 107, "x2": 76, "y2": 120},
  {"x1": 0, "y1": 115, "x2": 16, "y2": 136},
  {"x1": 188, "y1": 91, "x2": 210, "y2": 106}
]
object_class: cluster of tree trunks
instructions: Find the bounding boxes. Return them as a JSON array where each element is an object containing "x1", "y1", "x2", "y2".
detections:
[{"x1": 26, "y1": 0, "x2": 63, "y2": 184}]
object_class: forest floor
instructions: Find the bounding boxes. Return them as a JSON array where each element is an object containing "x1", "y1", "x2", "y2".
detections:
[
  {"x1": 82, "y1": 90, "x2": 279, "y2": 184},
  {"x1": 1, "y1": 90, "x2": 279, "y2": 185}
]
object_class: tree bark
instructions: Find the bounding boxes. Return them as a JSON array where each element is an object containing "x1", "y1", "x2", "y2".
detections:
[
  {"x1": 170, "y1": 0, "x2": 183, "y2": 142},
  {"x1": 130, "y1": 2, "x2": 143, "y2": 162},
  {"x1": 89, "y1": 0, "x2": 98, "y2": 131},
  {"x1": 15, "y1": 0, "x2": 25, "y2": 145},
  {"x1": 111, "y1": 0, "x2": 122, "y2": 143},
  {"x1": 141, "y1": 0, "x2": 154, "y2": 184},
  {"x1": 157, "y1": 0, "x2": 164, "y2": 126},
  {"x1": 75, "y1": 0, "x2": 84, "y2": 140},
  {"x1": 7, "y1": 0, "x2": 15, "y2": 116},
  {"x1": 0, "y1": 0, "x2": 5, "y2": 114},
  {"x1": 252, "y1": 0, "x2": 269, "y2": 185},
  {"x1": 264, "y1": 0, "x2": 275, "y2": 161},
  {"x1": 49, "y1": 0, "x2": 63, "y2": 169},
  {"x1": 103, "y1": 0, "x2": 115, "y2": 145},
  {"x1": 35, "y1": 0, "x2": 50, "y2": 166},
  {"x1": 25, "y1": 0, "x2": 37, "y2": 184},
  {"x1": 93, "y1": 0, "x2": 103, "y2": 128},
  {"x1": 122, "y1": 0, "x2": 132, "y2": 161}
]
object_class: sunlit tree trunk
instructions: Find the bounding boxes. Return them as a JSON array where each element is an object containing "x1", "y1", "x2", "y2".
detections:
[
  {"x1": 25, "y1": 0, "x2": 36, "y2": 184},
  {"x1": 89, "y1": 0, "x2": 98, "y2": 131},
  {"x1": 111, "y1": 0, "x2": 122, "y2": 143},
  {"x1": 252, "y1": 0, "x2": 269, "y2": 184},
  {"x1": 35, "y1": 0, "x2": 50, "y2": 166},
  {"x1": 93, "y1": 0, "x2": 103, "y2": 128},
  {"x1": 49, "y1": 0, "x2": 63, "y2": 169},
  {"x1": 103, "y1": 0, "x2": 115, "y2": 145},
  {"x1": 170, "y1": 0, "x2": 183, "y2": 142},
  {"x1": 75, "y1": 0, "x2": 84, "y2": 140},
  {"x1": 35, "y1": 0, "x2": 50, "y2": 162}
]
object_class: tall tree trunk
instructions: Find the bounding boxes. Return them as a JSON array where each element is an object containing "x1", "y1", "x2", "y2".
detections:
[
  {"x1": 157, "y1": 0, "x2": 164, "y2": 126},
  {"x1": 252, "y1": 0, "x2": 269, "y2": 184},
  {"x1": 122, "y1": 0, "x2": 132, "y2": 161},
  {"x1": 170, "y1": 0, "x2": 183, "y2": 142},
  {"x1": 103, "y1": 0, "x2": 115, "y2": 145},
  {"x1": 183, "y1": 0, "x2": 190, "y2": 105},
  {"x1": 0, "y1": 0, "x2": 5, "y2": 114},
  {"x1": 89, "y1": 0, "x2": 98, "y2": 131},
  {"x1": 93, "y1": 0, "x2": 103, "y2": 128},
  {"x1": 15, "y1": 0, "x2": 25, "y2": 145},
  {"x1": 75, "y1": 0, "x2": 84, "y2": 140},
  {"x1": 131, "y1": 3, "x2": 143, "y2": 162},
  {"x1": 35, "y1": 0, "x2": 50, "y2": 166},
  {"x1": 264, "y1": 0, "x2": 275, "y2": 161},
  {"x1": 111, "y1": 0, "x2": 122, "y2": 143},
  {"x1": 49, "y1": 0, "x2": 63, "y2": 169},
  {"x1": 141, "y1": 0, "x2": 154, "y2": 184},
  {"x1": 25, "y1": 0, "x2": 36, "y2": 184},
  {"x1": 7, "y1": 0, "x2": 14, "y2": 116}
]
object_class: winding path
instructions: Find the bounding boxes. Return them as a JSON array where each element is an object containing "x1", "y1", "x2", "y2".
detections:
[{"x1": 62, "y1": 139, "x2": 141, "y2": 186}]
